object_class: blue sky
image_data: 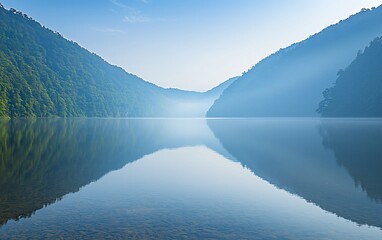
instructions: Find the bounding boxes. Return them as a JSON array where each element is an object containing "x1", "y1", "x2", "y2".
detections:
[{"x1": 2, "y1": 0, "x2": 382, "y2": 91}]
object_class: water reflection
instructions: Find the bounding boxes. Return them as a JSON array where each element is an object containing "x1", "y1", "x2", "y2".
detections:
[
  {"x1": 0, "y1": 118, "x2": 226, "y2": 226},
  {"x1": 208, "y1": 118, "x2": 382, "y2": 229},
  {"x1": 0, "y1": 118, "x2": 382, "y2": 239},
  {"x1": 320, "y1": 119, "x2": 382, "y2": 201},
  {"x1": 1, "y1": 146, "x2": 382, "y2": 239}
]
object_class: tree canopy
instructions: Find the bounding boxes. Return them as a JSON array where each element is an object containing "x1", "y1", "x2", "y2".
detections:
[
  {"x1": 318, "y1": 37, "x2": 382, "y2": 117},
  {"x1": 0, "y1": 6, "x2": 170, "y2": 118}
]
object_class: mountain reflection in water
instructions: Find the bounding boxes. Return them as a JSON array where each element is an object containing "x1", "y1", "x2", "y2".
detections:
[{"x1": 0, "y1": 118, "x2": 381, "y2": 239}]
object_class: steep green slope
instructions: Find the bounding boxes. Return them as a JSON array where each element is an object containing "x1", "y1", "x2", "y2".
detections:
[
  {"x1": 208, "y1": 6, "x2": 382, "y2": 117},
  {"x1": 0, "y1": 6, "x2": 234, "y2": 118},
  {"x1": 0, "y1": 6, "x2": 173, "y2": 117},
  {"x1": 318, "y1": 37, "x2": 382, "y2": 117}
]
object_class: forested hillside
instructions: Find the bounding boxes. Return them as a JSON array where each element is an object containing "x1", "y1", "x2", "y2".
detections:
[
  {"x1": 0, "y1": 5, "x2": 172, "y2": 117},
  {"x1": 208, "y1": 6, "x2": 382, "y2": 117},
  {"x1": 0, "y1": 5, "x2": 233, "y2": 118},
  {"x1": 318, "y1": 37, "x2": 382, "y2": 117}
]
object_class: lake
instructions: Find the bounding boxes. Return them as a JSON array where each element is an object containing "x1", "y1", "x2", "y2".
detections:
[{"x1": 0, "y1": 118, "x2": 382, "y2": 239}]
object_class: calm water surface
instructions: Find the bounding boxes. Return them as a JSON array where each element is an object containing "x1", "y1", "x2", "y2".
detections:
[{"x1": 0, "y1": 118, "x2": 382, "y2": 239}]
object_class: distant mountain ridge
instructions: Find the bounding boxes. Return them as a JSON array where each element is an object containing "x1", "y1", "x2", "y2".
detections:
[
  {"x1": 0, "y1": 5, "x2": 233, "y2": 118},
  {"x1": 161, "y1": 77, "x2": 237, "y2": 117},
  {"x1": 208, "y1": 6, "x2": 382, "y2": 117}
]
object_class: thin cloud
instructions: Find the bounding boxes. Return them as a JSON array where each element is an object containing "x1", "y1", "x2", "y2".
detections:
[
  {"x1": 109, "y1": 0, "x2": 133, "y2": 10},
  {"x1": 124, "y1": 15, "x2": 151, "y2": 23},
  {"x1": 110, "y1": 0, "x2": 147, "y2": 9},
  {"x1": 110, "y1": 0, "x2": 153, "y2": 24},
  {"x1": 92, "y1": 27, "x2": 126, "y2": 34}
]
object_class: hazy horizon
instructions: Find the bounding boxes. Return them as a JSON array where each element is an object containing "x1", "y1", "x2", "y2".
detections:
[
  {"x1": 2, "y1": 1, "x2": 382, "y2": 238},
  {"x1": 2, "y1": 0, "x2": 382, "y2": 91}
]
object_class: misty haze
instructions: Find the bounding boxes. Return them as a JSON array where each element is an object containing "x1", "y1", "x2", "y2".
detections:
[{"x1": 1, "y1": 1, "x2": 382, "y2": 239}]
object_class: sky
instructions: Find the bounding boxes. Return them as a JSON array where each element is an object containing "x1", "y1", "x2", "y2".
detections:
[{"x1": 2, "y1": 0, "x2": 382, "y2": 91}]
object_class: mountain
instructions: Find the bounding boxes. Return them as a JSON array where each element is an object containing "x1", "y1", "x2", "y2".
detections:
[
  {"x1": 0, "y1": 5, "x2": 232, "y2": 118},
  {"x1": 318, "y1": 37, "x2": 382, "y2": 117},
  {"x1": 207, "y1": 6, "x2": 382, "y2": 117},
  {"x1": 161, "y1": 77, "x2": 237, "y2": 117}
]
